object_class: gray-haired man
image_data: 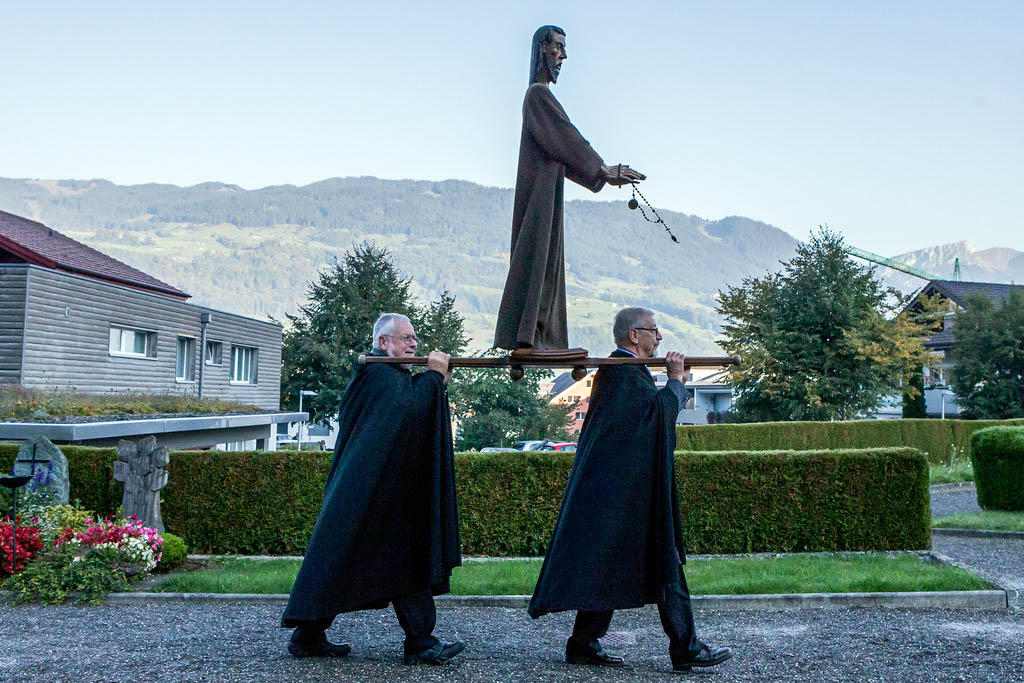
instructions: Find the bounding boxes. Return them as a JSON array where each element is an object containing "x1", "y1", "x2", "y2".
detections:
[{"x1": 282, "y1": 313, "x2": 465, "y2": 665}]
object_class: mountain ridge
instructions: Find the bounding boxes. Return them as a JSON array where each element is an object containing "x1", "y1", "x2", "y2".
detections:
[{"x1": 2, "y1": 176, "x2": 1018, "y2": 355}]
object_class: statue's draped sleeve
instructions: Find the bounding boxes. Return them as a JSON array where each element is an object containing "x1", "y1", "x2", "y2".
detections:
[{"x1": 524, "y1": 85, "x2": 606, "y2": 193}]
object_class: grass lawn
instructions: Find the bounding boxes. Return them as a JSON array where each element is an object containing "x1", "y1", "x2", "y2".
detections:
[
  {"x1": 933, "y1": 511, "x2": 1024, "y2": 532},
  {"x1": 929, "y1": 457, "x2": 974, "y2": 485},
  {"x1": 151, "y1": 554, "x2": 992, "y2": 596}
]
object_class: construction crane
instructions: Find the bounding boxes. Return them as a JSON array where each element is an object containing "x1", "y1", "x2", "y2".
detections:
[{"x1": 844, "y1": 245, "x2": 944, "y2": 282}]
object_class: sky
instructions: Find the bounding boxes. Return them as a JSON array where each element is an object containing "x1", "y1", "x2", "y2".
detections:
[{"x1": 2, "y1": 1, "x2": 1021, "y2": 255}]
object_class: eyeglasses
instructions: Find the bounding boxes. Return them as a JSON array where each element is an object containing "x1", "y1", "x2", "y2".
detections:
[
  {"x1": 633, "y1": 327, "x2": 660, "y2": 335},
  {"x1": 385, "y1": 334, "x2": 418, "y2": 344}
]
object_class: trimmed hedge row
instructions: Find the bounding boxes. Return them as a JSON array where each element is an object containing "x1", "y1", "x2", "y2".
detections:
[
  {"x1": 676, "y1": 418, "x2": 1024, "y2": 465},
  {"x1": 970, "y1": 427, "x2": 1024, "y2": 511},
  {"x1": 3, "y1": 444, "x2": 929, "y2": 555}
]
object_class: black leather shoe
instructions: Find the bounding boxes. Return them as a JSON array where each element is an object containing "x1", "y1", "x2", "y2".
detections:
[
  {"x1": 566, "y1": 640, "x2": 626, "y2": 668},
  {"x1": 287, "y1": 631, "x2": 351, "y2": 658},
  {"x1": 403, "y1": 639, "x2": 466, "y2": 665},
  {"x1": 671, "y1": 643, "x2": 732, "y2": 671}
]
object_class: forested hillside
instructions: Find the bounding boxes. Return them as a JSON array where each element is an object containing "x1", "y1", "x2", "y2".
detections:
[{"x1": 0, "y1": 177, "x2": 800, "y2": 354}]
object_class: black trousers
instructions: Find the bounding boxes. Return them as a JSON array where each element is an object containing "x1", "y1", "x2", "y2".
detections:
[
  {"x1": 567, "y1": 572, "x2": 701, "y2": 657},
  {"x1": 290, "y1": 586, "x2": 439, "y2": 653}
]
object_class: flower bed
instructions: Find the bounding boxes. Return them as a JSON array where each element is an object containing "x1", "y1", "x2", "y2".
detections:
[{"x1": 1, "y1": 473, "x2": 180, "y2": 604}]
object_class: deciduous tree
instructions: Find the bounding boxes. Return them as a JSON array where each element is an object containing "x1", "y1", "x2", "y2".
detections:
[
  {"x1": 716, "y1": 227, "x2": 930, "y2": 421},
  {"x1": 951, "y1": 290, "x2": 1024, "y2": 419}
]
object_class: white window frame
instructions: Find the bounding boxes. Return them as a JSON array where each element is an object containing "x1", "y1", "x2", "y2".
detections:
[
  {"x1": 230, "y1": 345, "x2": 258, "y2": 385},
  {"x1": 108, "y1": 325, "x2": 157, "y2": 359},
  {"x1": 205, "y1": 339, "x2": 224, "y2": 366},
  {"x1": 176, "y1": 335, "x2": 196, "y2": 383}
]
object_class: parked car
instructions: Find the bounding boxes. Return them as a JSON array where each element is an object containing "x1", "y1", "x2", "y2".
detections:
[
  {"x1": 538, "y1": 442, "x2": 577, "y2": 452},
  {"x1": 512, "y1": 440, "x2": 551, "y2": 451},
  {"x1": 479, "y1": 446, "x2": 518, "y2": 452}
]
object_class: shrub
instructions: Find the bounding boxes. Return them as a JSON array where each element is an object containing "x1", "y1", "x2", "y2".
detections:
[
  {"x1": 156, "y1": 533, "x2": 188, "y2": 572},
  {"x1": 970, "y1": 427, "x2": 1024, "y2": 511},
  {"x1": 2, "y1": 544, "x2": 130, "y2": 605},
  {"x1": 36, "y1": 502, "x2": 94, "y2": 545},
  {"x1": 457, "y1": 448, "x2": 929, "y2": 555},
  {"x1": 0, "y1": 443, "x2": 930, "y2": 556},
  {"x1": 675, "y1": 418, "x2": 1024, "y2": 465}
]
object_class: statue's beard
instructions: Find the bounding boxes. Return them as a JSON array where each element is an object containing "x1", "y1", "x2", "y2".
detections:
[{"x1": 545, "y1": 54, "x2": 562, "y2": 83}]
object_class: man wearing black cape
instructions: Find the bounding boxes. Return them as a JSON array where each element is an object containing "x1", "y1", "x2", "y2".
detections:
[
  {"x1": 494, "y1": 25, "x2": 645, "y2": 352},
  {"x1": 529, "y1": 307, "x2": 732, "y2": 673},
  {"x1": 281, "y1": 313, "x2": 464, "y2": 665}
]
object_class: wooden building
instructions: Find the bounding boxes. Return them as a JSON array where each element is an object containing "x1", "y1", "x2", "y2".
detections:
[{"x1": 0, "y1": 210, "x2": 280, "y2": 410}]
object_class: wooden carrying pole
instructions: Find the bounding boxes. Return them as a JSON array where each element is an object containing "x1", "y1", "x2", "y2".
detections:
[{"x1": 357, "y1": 353, "x2": 741, "y2": 381}]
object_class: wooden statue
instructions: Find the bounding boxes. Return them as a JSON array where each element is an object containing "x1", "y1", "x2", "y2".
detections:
[
  {"x1": 113, "y1": 436, "x2": 169, "y2": 532},
  {"x1": 493, "y1": 25, "x2": 646, "y2": 353}
]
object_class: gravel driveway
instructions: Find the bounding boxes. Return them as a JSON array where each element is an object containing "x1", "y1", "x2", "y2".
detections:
[
  {"x1": 931, "y1": 485, "x2": 983, "y2": 518},
  {"x1": 3, "y1": 601, "x2": 1024, "y2": 682},
  {"x1": 2, "y1": 484, "x2": 1020, "y2": 681}
]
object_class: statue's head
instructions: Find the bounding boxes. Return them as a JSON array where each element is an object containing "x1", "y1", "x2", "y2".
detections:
[{"x1": 530, "y1": 25, "x2": 566, "y2": 85}]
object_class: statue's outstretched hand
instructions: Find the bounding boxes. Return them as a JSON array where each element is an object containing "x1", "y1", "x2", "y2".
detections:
[{"x1": 602, "y1": 163, "x2": 646, "y2": 186}]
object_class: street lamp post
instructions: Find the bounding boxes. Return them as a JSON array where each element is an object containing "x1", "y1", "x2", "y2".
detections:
[{"x1": 297, "y1": 390, "x2": 318, "y2": 451}]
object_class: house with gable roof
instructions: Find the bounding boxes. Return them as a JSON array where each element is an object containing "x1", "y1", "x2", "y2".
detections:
[
  {"x1": 903, "y1": 279, "x2": 1024, "y2": 417},
  {"x1": 0, "y1": 210, "x2": 297, "y2": 448}
]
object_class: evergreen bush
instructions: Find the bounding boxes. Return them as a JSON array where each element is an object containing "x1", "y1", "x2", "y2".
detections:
[
  {"x1": 675, "y1": 418, "x2": 1024, "y2": 464},
  {"x1": 970, "y1": 427, "x2": 1024, "y2": 511},
  {"x1": 1, "y1": 443, "x2": 930, "y2": 555},
  {"x1": 156, "y1": 533, "x2": 188, "y2": 572}
]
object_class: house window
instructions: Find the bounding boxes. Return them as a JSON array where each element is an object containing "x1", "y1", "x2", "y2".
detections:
[
  {"x1": 205, "y1": 340, "x2": 223, "y2": 366},
  {"x1": 176, "y1": 336, "x2": 196, "y2": 382},
  {"x1": 231, "y1": 345, "x2": 258, "y2": 384},
  {"x1": 109, "y1": 326, "x2": 157, "y2": 358},
  {"x1": 575, "y1": 412, "x2": 585, "y2": 421}
]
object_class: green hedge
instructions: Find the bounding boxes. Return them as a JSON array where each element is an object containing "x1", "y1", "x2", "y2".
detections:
[
  {"x1": 3, "y1": 444, "x2": 929, "y2": 555},
  {"x1": 676, "y1": 418, "x2": 1024, "y2": 465},
  {"x1": 970, "y1": 427, "x2": 1024, "y2": 511}
]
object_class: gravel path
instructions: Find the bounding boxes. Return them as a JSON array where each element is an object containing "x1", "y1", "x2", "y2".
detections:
[
  {"x1": 933, "y1": 535, "x2": 1024, "y2": 595},
  {"x1": 3, "y1": 602, "x2": 1024, "y2": 682},
  {"x1": 2, "y1": 483, "x2": 1018, "y2": 681},
  {"x1": 931, "y1": 484, "x2": 982, "y2": 518}
]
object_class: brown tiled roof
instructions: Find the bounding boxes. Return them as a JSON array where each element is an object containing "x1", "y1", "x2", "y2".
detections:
[{"x1": 0, "y1": 210, "x2": 189, "y2": 299}]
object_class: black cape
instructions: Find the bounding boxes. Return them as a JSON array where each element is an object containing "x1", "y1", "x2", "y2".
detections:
[
  {"x1": 528, "y1": 350, "x2": 685, "y2": 617},
  {"x1": 494, "y1": 83, "x2": 606, "y2": 350},
  {"x1": 282, "y1": 353, "x2": 461, "y2": 626}
]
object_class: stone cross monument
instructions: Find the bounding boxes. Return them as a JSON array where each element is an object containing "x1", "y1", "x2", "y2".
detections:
[{"x1": 113, "y1": 436, "x2": 169, "y2": 532}]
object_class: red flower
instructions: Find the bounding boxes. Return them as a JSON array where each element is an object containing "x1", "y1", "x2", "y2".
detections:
[{"x1": 0, "y1": 520, "x2": 44, "y2": 576}]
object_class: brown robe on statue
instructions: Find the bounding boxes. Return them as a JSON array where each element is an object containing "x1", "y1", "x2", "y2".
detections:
[{"x1": 494, "y1": 83, "x2": 606, "y2": 350}]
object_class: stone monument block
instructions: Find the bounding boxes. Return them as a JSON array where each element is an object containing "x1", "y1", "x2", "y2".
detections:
[{"x1": 13, "y1": 435, "x2": 70, "y2": 504}]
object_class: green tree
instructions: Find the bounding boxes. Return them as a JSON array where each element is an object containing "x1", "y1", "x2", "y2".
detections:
[
  {"x1": 281, "y1": 242, "x2": 467, "y2": 423},
  {"x1": 951, "y1": 290, "x2": 1024, "y2": 419},
  {"x1": 716, "y1": 227, "x2": 930, "y2": 421},
  {"x1": 411, "y1": 290, "x2": 469, "y2": 357},
  {"x1": 901, "y1": 293, "x2": 950, "y2": 418},
  {"x1": 448, "y1": 350, "x2": 574, "y2": 450}
]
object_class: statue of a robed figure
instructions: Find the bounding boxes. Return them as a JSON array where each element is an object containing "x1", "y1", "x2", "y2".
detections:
[{"x1": 493, "y1": 25, "x2": 646, "y2": 354}]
